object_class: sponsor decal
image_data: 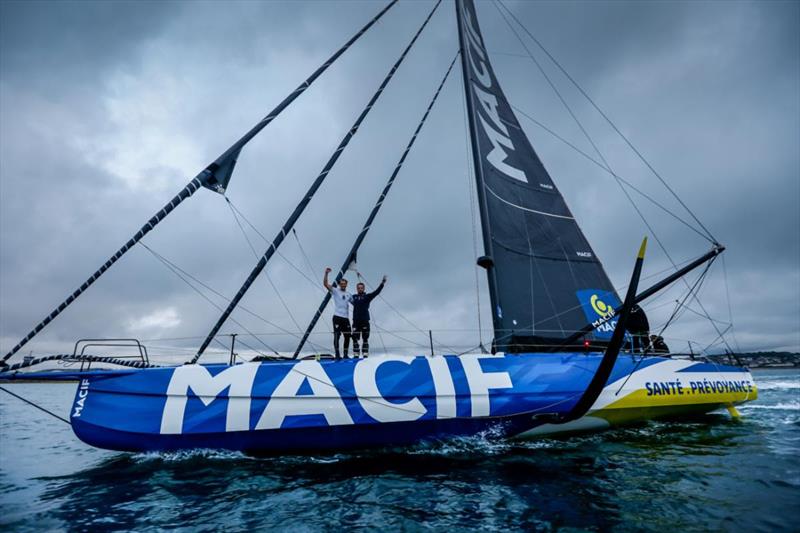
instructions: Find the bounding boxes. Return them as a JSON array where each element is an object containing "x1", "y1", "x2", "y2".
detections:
[
  {"x1": 462, "y1": 5, "x2": 527, "y2": 183},
  {"x1": 645, "y1": 379, "x2": 755, "y2": 396},
  {"x1": 72, "y1": 379, "x2": 90, "y2": 418},
  {"x1": 576, "y1": 289, "x2": 621, "y2": 339},
  {"x1": 159, "y1": 354, "x2": 514, "y2": 435}
]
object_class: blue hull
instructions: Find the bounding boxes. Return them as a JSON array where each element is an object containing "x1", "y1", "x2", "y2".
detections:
[{"x1": 68, "y1": 353, "x2": 740, "y2": 453}]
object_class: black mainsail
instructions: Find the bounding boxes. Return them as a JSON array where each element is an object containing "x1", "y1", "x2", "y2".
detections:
[{"x1": 456, "y1": 0, "x2": 625, "y2": 352}]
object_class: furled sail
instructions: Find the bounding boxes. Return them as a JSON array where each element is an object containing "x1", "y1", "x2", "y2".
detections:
[{"x1": 456, "y1": 0, "x2": 626, "y2": 352}]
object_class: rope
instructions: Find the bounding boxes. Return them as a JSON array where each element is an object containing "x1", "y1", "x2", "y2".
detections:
[
  {"x1": 225, "y1": 198, "x2": 305, "y2": 336},
  {"x1": 0, "y1": 386, "x2": 71, "y2": 425},
  {"x1": 495, "y1": 0, "x2": 717, "y2": 243},
  {"x1": 190, "y1": 0, "x2": 444, "y2": 365},
  {"x1": 0, "y1": 0, "x2": 399, "y2": 365},
  {"x1": 493, "y1": 1, "x2": 734, "y2": 351},
  {"x1": 292, "y1": 228, "x2": 320, "y2": 283},
  {"x1": 509, "y1": 104, "x2": 712, "y2": 242},
  {"x1": 1, "y1": 353, "x2": 160, "y2": 373},
  {"x1": 139, "y1": 242, "x2": 279, "y2": 356},
  {"x1": 224, "y1": 199, "x2": 327, "y2": 354},
  {"x1": 458, "y1": 61, "x2": 487, "y2": 352},
  {"x1": 655, "y1": 259, "x2": 716, "y2": 337},
  {"x1": 227, "y1": 199, "x2": 325, "y2": 293},
  {"x1": 358, "y1": 274, "x2": 461, "y2": 354},
  {"x1": 721, "y1": 255, "x2": 743, "y2": 353}
]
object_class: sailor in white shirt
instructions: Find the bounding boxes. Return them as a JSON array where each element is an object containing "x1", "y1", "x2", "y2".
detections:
[{"x1": 323, "y1": 267, "x2": 353, "y2": 359}]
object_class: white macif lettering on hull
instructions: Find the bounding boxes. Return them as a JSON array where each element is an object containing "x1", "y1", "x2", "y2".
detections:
[
  {"x1": 461, "y1": 354, "x2": 513, "y2": 417},
  {"x1": 72, "y1": 378, "x2": 90, "y2": 418},
  {"x1": 256, "y1": 360, "x2": 353, "y2": 430},
  {"x1": 427, "y1": 356, "x2": 456, "y2": 419},
  {"x1": 161, "y1": 363, "x2": 259, "y2": 434},
  {"x1": 463, "y1": 6, "x2": 527, "y2": 184},
  {"x1": 354, "y1": 355, "x2": 426, "y2": 423}
]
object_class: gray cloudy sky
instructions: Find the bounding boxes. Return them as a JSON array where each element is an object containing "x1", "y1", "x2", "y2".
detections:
[{"x1": 1, "y1": 0, "x2": 798, "y2": 363}]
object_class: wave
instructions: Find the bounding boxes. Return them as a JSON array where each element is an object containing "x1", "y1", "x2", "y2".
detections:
[
  {"x1": 131, "y1": 448, "x2": 253, "y2": 462},
  {"x1": 755, "y1": 380, "x2": 800, "y2": 391},
  {"x1": 740, "y1": 402, "x2": 800, "y2": 411}
]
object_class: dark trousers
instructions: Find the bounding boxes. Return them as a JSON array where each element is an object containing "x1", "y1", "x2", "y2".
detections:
[
  {"x1": 352, "y1": 320, "x2": 370, "y2": 357},
  {"x1": 631, "y1": 332, "x2": 649, "y2": 353},
  {"x1": 333, "y1": 316, "x2": 351, "y2": 358}
]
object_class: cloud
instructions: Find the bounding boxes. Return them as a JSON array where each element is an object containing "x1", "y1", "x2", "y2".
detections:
[
  {"x1": 127, "y1": 307, "x2": 181, "y2": 332},
  {"x1": 0, "y1": 0, "x2": 797, "y2": 362}
]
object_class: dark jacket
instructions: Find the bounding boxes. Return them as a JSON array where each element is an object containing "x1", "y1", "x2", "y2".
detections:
[
  {"x1": 626, "y1": 305, "x2": 650, "y2": 334},
  {"x1": 351, "y1": 283, "x2": 384, "y2": 322}
]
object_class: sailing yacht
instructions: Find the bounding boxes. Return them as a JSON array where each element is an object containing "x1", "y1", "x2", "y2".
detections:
[{"x1": 0, "y1": 0, "x2": 756, "y2": 452}]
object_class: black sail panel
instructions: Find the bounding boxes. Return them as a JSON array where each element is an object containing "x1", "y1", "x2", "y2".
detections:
[{"x1": 456, "y1": 0, "x2": 623, "y2": 351}]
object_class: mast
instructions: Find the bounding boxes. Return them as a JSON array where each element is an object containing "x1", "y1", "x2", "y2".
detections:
[
  {"x1": 0, "y1": 0, "x2": 398, "y2": 365},
  {"x1": 455, "y1": 0, "x2": 503, "y2": 348},
  {"x1": 190, "y1": 0, "x2": 442, "y2": 363}
]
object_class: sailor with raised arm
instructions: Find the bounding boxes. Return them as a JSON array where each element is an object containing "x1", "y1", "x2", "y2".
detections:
[
  {"x1": 351, "y1": 276, "x2": 387, "y2": 358},
  {"x1": 323, "y1": 267, "x2": 353, "y2": 360}
]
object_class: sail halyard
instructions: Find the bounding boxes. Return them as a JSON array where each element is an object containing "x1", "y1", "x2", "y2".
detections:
[
  {"x1": 190, "y1": 0, "x2": 443, "y2": 363},
  {"x1": 0, "y1": 0, "x2": 399, "y2": 366},
  {"x1": 455, "y1": 0, "x2": 624, "y2": 353}
]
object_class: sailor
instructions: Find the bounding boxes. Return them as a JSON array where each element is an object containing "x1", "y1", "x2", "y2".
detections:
[
  {"x1": 323, "y1": 267, "x2": 352, "y2": 360},
  {"x1": 351, "y1": 276, "x2": 387, "y2": 358},
  {"x1": 650, "y1": 335, "x2": 670, "y2": 354},
  {"x1": 626, "y1": 304, "x2": 650, "y2": 353}
]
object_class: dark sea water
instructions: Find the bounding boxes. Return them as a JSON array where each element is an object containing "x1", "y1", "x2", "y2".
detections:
[{"x1": 1, "y1": 369, "x2": 798, "y2": 532}]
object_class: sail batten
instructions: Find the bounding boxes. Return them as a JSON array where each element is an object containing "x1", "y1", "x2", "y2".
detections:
[{"x1": 456, "y1": 0, "x2": 623, "y2": 352}]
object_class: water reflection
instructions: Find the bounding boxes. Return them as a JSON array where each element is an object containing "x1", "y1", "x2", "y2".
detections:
[{"x1": 5, "y1": 371, "x2": 799, "y2": 531}]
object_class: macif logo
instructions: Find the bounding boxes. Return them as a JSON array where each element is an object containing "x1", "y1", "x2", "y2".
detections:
[
  {"x1": 72, "y1": 379, "x2": 90, "y2": 418},
  {"x1": 576, "y1": 290, "x2": 621, "y2": 340}
]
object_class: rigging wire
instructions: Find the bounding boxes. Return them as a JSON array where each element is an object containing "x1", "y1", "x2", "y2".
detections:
[
  {"x1": 227, "y1": 199, "x2": 336, "y2": 353},
  {"x1": 700, "y1": 324, "x2": 734, "y2": 355},
  {"x1": 721, "y1": 254, "x2": 743, "y2": 353},
  {"x1": 227, "y1": 199, "x2": 325, "y2": 293},
  {"x1": 358, "y1": 274, "x2": 461, "y2": 354},
  {"x1": 654, "y1": 258, "x2": 716, "y2": 339},
  {"x1": 225, "y1": 197, "x2": 305, "y2": 337},
  {"x1": 508, "y1": 105, "x2": 713, "y2": 242},
  {"x1": 139, "y1": 241, "x2": 278, "y2": 355},
  {"x1": 491, "y1": 0, "x2": 733, "y2": 351},
  {"x1": 494, "y1": 0, "x2": 717, "y2": 244},
  {"x1": 190, "y1": 0, "x2": 445, "y2": 364},
  {"x1": 139, "y1": 241, "x2": 284, "y2": 355},
  {"x1": 669, "y1": 301, "x2": 732, "y2": 328},
  {"x1": 0, "y1": 386, "x2": 71, "y2": 425},
  {"x1": 0, "y1": 0, "x2": 399, "y2": 365},
  {"x1": 457, "y1": 60, "x2": 487, "y2": 351},
  {"x1": 292, "y1": 228, "x2": 320, "y2": 283}
]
